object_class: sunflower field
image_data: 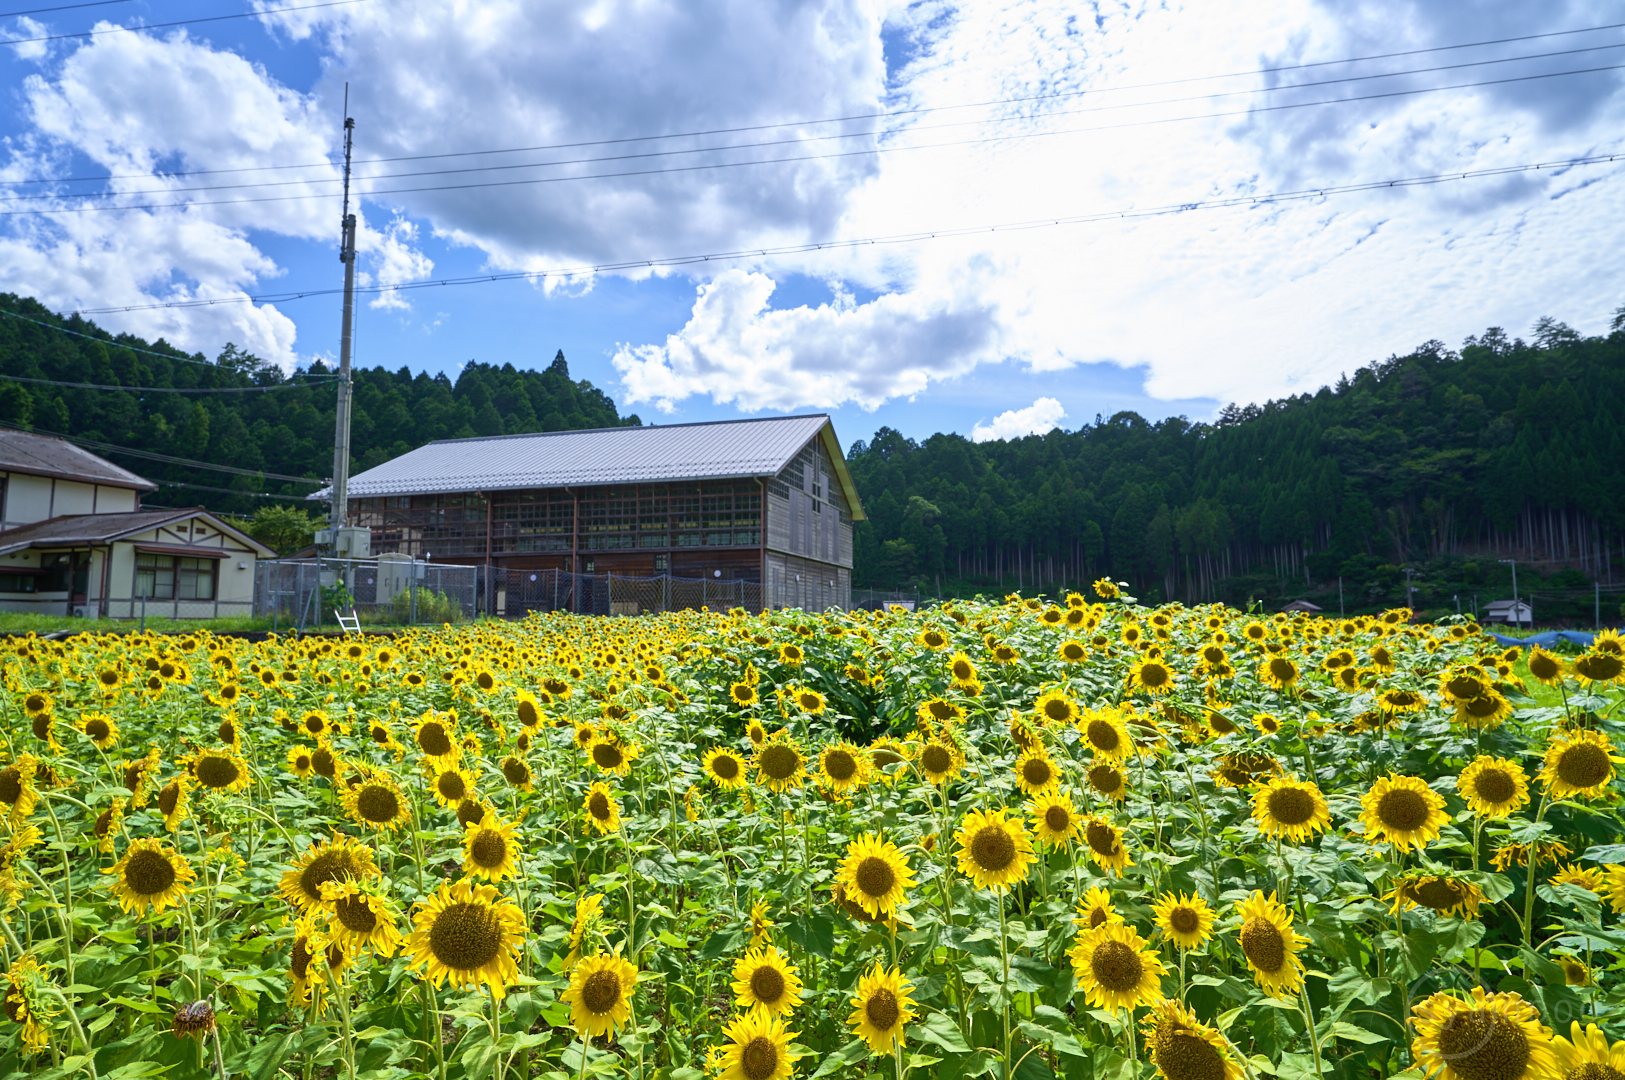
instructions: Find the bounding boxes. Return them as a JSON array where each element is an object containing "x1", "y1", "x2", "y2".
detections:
[{"x1": 1, "y1": 586, "x2": 1624, "y2": 1080}]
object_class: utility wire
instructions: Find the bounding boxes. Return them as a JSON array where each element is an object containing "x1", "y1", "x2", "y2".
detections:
[
  {"x1": 157, "y1": 480, "x2": 310, "y2": 501},
  {"x1": 65, "y1": 151, "x2": 1624, "y2": 316},
  {"x1": 0, "y1": 0, "x2": 377, "y2": 46},
  {"x1": 0, "y1": 372, "x2": 337, "y2": 392},
  {"x1": 0, "y1": 0, "x2": 131, "y2": 17},
  {"x1": 0, "y1": 304, "x2": 277, "y2": 368},
  {"x1": 11, "y1": 63, "x2": 1625, "y2": 219},
  {"x1": 0, "y1": 418, "x2": 325, "y2": 483},
  {"x1": 9, "y1": 41, "x2": 1621, "y2": 206},
  {"x1": 10, "y1": 18, "x2": 1625, "y2": 187}
]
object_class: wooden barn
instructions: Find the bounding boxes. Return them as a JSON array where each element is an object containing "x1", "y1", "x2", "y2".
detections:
[{"x1": 336, "y1": 414, "x2": 864, "y2": 612}]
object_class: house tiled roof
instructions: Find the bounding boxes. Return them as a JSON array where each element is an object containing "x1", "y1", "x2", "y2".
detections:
[
  {"x1": 0, "y1": 429, "x2": 156, "y2": 490},
  {"x1": 0, "y1": 507, "x2": 274, "y2": 557}
]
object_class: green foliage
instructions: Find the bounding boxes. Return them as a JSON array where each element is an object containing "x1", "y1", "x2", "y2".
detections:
[
  {"x1": 384, "y1": 586, "x2": 466, "y2": 624},
  {"x1": 246, "y1": 505, "x2": 320, "y2": 555}
]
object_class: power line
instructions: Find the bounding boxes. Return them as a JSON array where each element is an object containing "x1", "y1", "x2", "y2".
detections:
[
  {"x1": 0, "y1": 304, "x2": 266, "y2": 368},
  {"x1": 10, "y1": 42, "x2": 1621, "y2": 207},
  {"x1": 11, "y1": 63, "x2": 1625, "y2": 219},
  {"x1": 10, "y1": 18, "x2": 1625, "y2": 188},
  {"x1": 0, "y1": 0, "x2": 131, "y2": 17},
  {"x1": 64, "y1": 151, "x2": 1624, "y2": 317},
  {"x1": 156, "y1": 480, "x2": 310, "y2": 502},
  {"x1": 0, "y1": 372, "x2": 336, "y2": 393},
  {"x1": 0, "y1": 0, "x2": 377, "y2": 47},
  {"x1": 0, "y1": 419, "x2": 324, "y2": 483}
]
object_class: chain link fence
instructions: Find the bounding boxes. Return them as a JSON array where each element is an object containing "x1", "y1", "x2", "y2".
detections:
[{"x1": 255, "y1": 557, "x2": 478, "y2": 629}]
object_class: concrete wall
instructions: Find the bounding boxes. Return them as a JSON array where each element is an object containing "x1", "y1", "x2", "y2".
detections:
[{"x1": 0, "y1": 474, "x2": 138, "y2": 529}]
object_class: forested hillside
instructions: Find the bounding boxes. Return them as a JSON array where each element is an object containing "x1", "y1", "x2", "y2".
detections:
[
  {"x1": 848, "y1": 311, "x2": 1625, "y2": 620},
  {"x1": 0, "y1": 293, "x2": 637, "y2": 516}
]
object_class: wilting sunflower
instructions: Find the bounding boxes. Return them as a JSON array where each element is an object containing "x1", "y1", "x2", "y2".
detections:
[
  {"x1": 749, "y1": 900, "x2": 773, "y2": 946},
  {"x1": 1540, "y1": 729, "x2": 1623, "y2": 799},
  {"x1": 1032, "y1": 689, "x2": 1080, "y2": 726},
  {"x1": 1359, "y1": 774, "x2": 1450, "y2": 852},
  {"x1": 583, "y1": 782, "x2": 622, "y2": 835},
  {"x1": 1028, "y1": 790, "x2": 1083, "y2": 849},
  {"x1": 1458, "y1": 755, "x2": 1529, "y2": 817},
  {"x1": 1070, "y1": 922, "x2": 1165, "y2": 1011},
  {"x1": 1086, "y1": 761, "x2": 1130, "y2": 802},
  {"x1": 754, "y1": 738, "x2": 806, "y2": 793},
  {"x1": 836, "y1": 834, "x2": 915, "y2": 920},
  {"x1": 1151, "y1": 892, "x2": 1215, "y2": 950},
  {"x1": 731, "y1": 945, "x2": 803, "y2": 1017},
  {"x1": 1410, "y1": 986, "x2": 1557, "y2": 1080},
  {"x1": 562, "y1": 952, "x2": 638, "y2": 1038},
  {"x1": 818, "y1": 742, "x2": 872, "y2": 795},
  {"x1": 1234, "y1": 891, "x2": 1308, "y2": 997},
  {"x1": 1083, "y1": 816, "x2": 1134, "y2": 876},
  {"x1": 404, "y1": 878, "x2": 527, "y2": 999},
  {"x1": 107, "y1": 837, "x2": 195, "y2": 915},
  {"x1": 588, "y1": 736, "x2": 642, "y2": 777},
  {"x1": 190, "y1": 748, "x2": 251, "y2": 793},
  {"x1": 156, "y1": 775, "x2": 190, "y2": 832},
  {"x1": 1550, "y1": 863, "x2": 1605, "y2": 896},
  {"x1": 77, "y1": 711, "x2": 120, "y2": 750},
  {"x1": 848, "y1": 964, "x2": 917, "y2": 1056},
  {"x1": 916, "y1": 738, "x2": 964, "y2": 785},
  {"x1": 1142, "y1": 999, "x2": 1244, "y2": 1080},
  {"x1": 412, "y1": 711, "x2": 460, "y2": 764},
  {"x1": 1078, "y1": 709, "x2": 1133, "y2": 762},
  {"x1": 954, "y1": 807, "x2": 1036, "y2": 892},
  {"x1": 3, "y1": 954, "x2": 50, "y2": 1053},
  {"x1": 704, "y1": 747, "x2": 749, "y2": 789},
  {"x1": 1128, "y1": 658, "x2": 1176, "y2": 696},
  {"x1": 93, "y1": 798, "x2": 125, "y2": 854},
  {"x1": 1258, "y1": 656, "x2": 1300, "y2": 691},
  {"x1": 319, "y1": 878, "x2": 404, "y2": 958},
  {"x1": 1251, "y1": 776, "x2": 1331, "y2": 843},
  {"x1": 1387, "y1": 873, "x2": 1484, "y2": 919},
  {"x1": 0, "y1": 755, "x2": 39, "y2": 825},
  {"x1": 342, "y1": 773, "x2": 411, "y2": 832},
  {"x1": 463, "y1": 813, "x2": 519, "y2": 881},
  {"x1": 279, "y1": 834, "x2": 381, "y2": 913},
  {"x1": 428, "y1": 764, "x2": 477, "y2": 808},
  {"x1": 718, "y1": 1007, "x2": 799, "y2": 1080},
  {"x1": 1554, "y1": 1021, "x2": 1625, "y2": 1079},
  {"x1": 1013, "y1": 750, "x2": 1060, "y2": 796},
  {"x1": 563, "y1": 893, "x2": 605, "y2": 971}
]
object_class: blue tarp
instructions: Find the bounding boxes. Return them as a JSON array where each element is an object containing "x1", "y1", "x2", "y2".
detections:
[{"x1": 1483, "y1": 629, "x2": 1618, "y2": 647}]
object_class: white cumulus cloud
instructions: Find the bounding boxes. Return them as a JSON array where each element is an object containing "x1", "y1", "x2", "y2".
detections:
[{"x1": 971, "y1": 397, "x2": 1065, "y2": 443}]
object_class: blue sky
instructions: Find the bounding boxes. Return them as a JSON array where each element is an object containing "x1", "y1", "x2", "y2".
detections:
[{"x1": 2, "y1": 0, "x2": 1623, "y2": 449}]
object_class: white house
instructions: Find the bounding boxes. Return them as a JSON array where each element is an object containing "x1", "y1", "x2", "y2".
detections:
[{"x1": 1483, "y1": 599, "x2": 1533, "y2": 627}]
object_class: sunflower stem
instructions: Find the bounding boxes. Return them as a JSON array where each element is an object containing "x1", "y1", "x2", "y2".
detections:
[
  {"x1": 1520, "y1": 790, "x2": 1552, "y2": 947},
  {"x1": 420, "y1": 979, "x2": 446, "y2": 1080},
  {"x1": 997, "y1": 892, "x2": 1011, "y2": 1080},
  {"x1": 1297, "y1": 984, "x2": 1325, "y2": 1080}
]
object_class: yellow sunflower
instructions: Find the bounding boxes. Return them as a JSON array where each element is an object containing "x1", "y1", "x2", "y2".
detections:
[
  {"x1": 499, "y1": 755, "x2": 535, "y2": 791},
  {"x1": 1128, "y1": 658, "x2": 1177, "y2": 696},
  {"x1": 754, "y1": 738, "x2": 806, "y2": 793},
  {"x1": 513, "y1": 689, "x2": 546, "y2": 730},
  {"x1": 1259, "y1": 656, "x2": 1300, "y2": 691},
  {"x1": 817, "y1": 742, "x2": 872, "y2": 795},
  {"x1": 411, "y1": 711, "x2": 460, "y2": 764},
  {"x1": 1151, "y1": 892, "x2": 1215, "y2": 950},
  {"x1": 948, "y1": 650, "x2": 979, "y2": 689},
  {"x1": 77, "y1": 711, "x2": 120, "y2": 750},
  {"x1": 587, "y1": 736, "x2": 642, "y2": 777},
  {"x1": 1028, "y1": 790, "x2": 1083, "y2": 849},
  {"x1": 1082, "y1": 816, "x2": 1134, "y2": 876},
  {"x1": 1540, "y1": 729, "x2": 1622, "y2": 799},
  {"x1": 848, "y1": 964, "x2": 917, "y2": 1056},
  {"x1": 342, "y1": 773, "x2": 412, "y2": 833},
  {"x1": 729, "y1": 681, "x2": 759, "y2": 707},
  {"x1": 564, "y1": 893, "x2": 605, "y2": 971},
  {"x1": 1572, "y1": 650, "x2": 1625, "y2": 687},
  {"x1": 155, "y1": 775, "x2": 190, "y2": 833},
  {"x1": 562, "y1": 952, "x2": 638, "y2": 1038},
  {"x1": 1078, "y1": 709, "x2": 1133, "y2": 762},
  {"x1": 749, "y1": 900, "x2": 773, "y2": 946},
  {"x1": 404, "y1": 878, "x2": 526, "y2": 999},
  {"x1": 1387, "y1": 874, "x2": 1484, "y2": 919},
  {"x1": 704, "y1": 747, "x2": 749, "y2": 789},
  {"x1": 954, "y1": 807, "x2": 1036, "y2": 892},
  {"x1": 1526, "y1": 648, "x2": 1566, "y2": 686},
  {"x1": 718, "y1": 1008, "x2": 799, "y2": 1080},
  {"x1": 1013, "y1": 750, "x2": 1061, "y2": 796},
  {"x1": 1410, "y1": 986, "x2": 1556, "y2": 1080},
  {"x1": 278, "y1": 834, "x2": 381, "y2": 914},
  {"x1": 1070, "y1": 922, "x2": 1166, "y2": 1011},
  {"x1": 731, "y1": 945, "x2": 803, "y2": 1017},
  {"x1": 93, "y1": 798, "x2": 125, "y2": 854},
  {"x1": 1455, "y1": 690, "x2": 1513, "y2": 730},
  {"x1": 1032, "y1": 689, "x2": 1080, "y2": 726},
  {"x1": 1359, "y1": 774, "x2": 1450, "y2": 852},
  {"x1": 1086, "y1": 761, "x2": 1130, "y2": 802},
  {"x1": 319, "y1": 878, "x2": 404, "y2": 958},
  {"x1": 1549, "y1": 863, "x2": 1604, "y2": 895},
  {"x1": 463, "y1": 813, "x2": 520, "y2": 881},
  {"x1": 1142, "y1": 998, "x2": 1244, "y2": 1080},
  {"x1": 0, "y1": 755, "x2": 39, "y2": 825},
  {"x1": 836, "y1": 834, "x2": 915, "y2": 920},
  {"x1": 1234, "y1": 891, "x2": 1308, "y2": 997},
  {"x1": 106, "y1": 837, "x2": 195, "y2": 915},
  {"x1": 916, "y1": 738, "x2": 964, "y2": 785},
  {"x1": 583, "y1": 782, "x2": 622, "y2": 835},
  {"x1": 1458, "y1": 755, "x2": 1530, "y2": 818},
  {"x1": 427, "y1": 764, "x2": 477, "y2": 808},
  {"x1": 1251, "y1": 776, "x2": 1331, "y2": 843},
  {"x1": 1554, "y1": 1021, "x2": 1625, "y2": 1080},
  {"x1": 3, "y1": 954, "x2": 50, "y2": 1053}
]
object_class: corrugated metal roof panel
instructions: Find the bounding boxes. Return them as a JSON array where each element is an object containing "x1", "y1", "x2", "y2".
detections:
[{"x1": 339, "y1": 414, "x2": 835, "y2": 497}]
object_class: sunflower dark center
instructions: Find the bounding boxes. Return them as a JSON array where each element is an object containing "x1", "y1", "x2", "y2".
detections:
[
  {"x1": 1376, "y1": 787, "x2": 1430, "y2": 831},
  {"x1": 759, "y1": 744, "x2": 800, "y2": 781},
  {"x1": 1167, "y1": 906, "x2": 1200, "y2": 934},
  {"x1": 749, "y1": 964, "x2": 786, "y2": 1005},
  {"x1": 1434, "y1": 1009, "x2": 1530, "y2": 1080},
  {"x1": 581, "y1": 968, "x2": 622, "y2": 1014},
  {"x1": 417, "y1": 722, "x2": 452, "y2": 758},
  {"x1": 1089, "y1": 765, "x2": 1122, "y2": 794},
  {"x1": 291, "y1": 936, "x2": 313, "y2": 981},
  {"x1": 470, "y1": 829, "x2": 508, "y2": 869},
  {"x1": 854, "y1": 856, "x2": 896, "y2": 899},
  {"x1": 1090, "y1": 939, "x2": 1144, "y2": 992},
  {"x1": 124, "y1": 848, "x2": 177, "y2": 896},
  {"x1": 953, "y1": 660, "x2": 974, "y2": 680},
  {"x1": 517, "y1": 701, "x2": 540, "y2": 727},
  {"x1": 217, "y1": 719, "x2": 236, "y2": 743},
  {"x1": 588, "y1": 792, "x2": 612, "y2": 820},
  {"x1": 1086, "y1": 721, "x2": 1121, "y2": 754},
  {"x1": 371, "y1": 725, "x2": 391, "y2": 745},
  {"x1": 741, "y1": 1035, "x2": 779, "y2": 1080},
  {"x1": 920, "y1": 745, "x2": 952, "y2": 773},
  {"x1": 1556, "y1": 744, "x2": 1610, "y2": 789},
  {"x1": 196, "y1": 755, "x2": 240, "y2": 789},
  {"x1": 1267, "y1": 787, "x2": 1317, "y2": 826},
  {"x1": 95, "y1": 808, "x2": 114, "y2": 837},
  {"x1": 971, "y1": 824, "x2": 1016, "y2": 872},
  {"x1": 25, "y1": 695, "x2": 46, "y2": 713},
  {"x1": 865, "y1": 987, "x2": 900, "y2": 1032},
  {"x1": 928, "y1": 701, "x2": 956, "y2": 721},
  {"x1": 1044, "y1": 699, "x2": 1073, "y2": 722},
  {"x1": 312, "y1": 748, "x2": 337, "y2": 778},
  {"x1": 31, "y1": 715, "x2": 51, "y2": 739},
  {"x1": 0, "y1": 768, "x2": 22, "y2": 805},
  {"x1": 1022, "y1": 758, "x2": 1053, "y2": 787},
  {"x1": 1063, "y1": 644, "x2": 1086, "y2": 661},
  {"x1": 825, "y1": 750, "x2": 857, "y2": 782},
  {"x1": 159, "y1": 782, "x2": 181, "y2": 816},
  {"x1": 85, "y1": 718, "x2": 111, "y2": 741},
  {"x1": 428, "y1": 901, "x2": 503, "y2": 971},
  {"x1": 593, "y1": 743, "x2": 625, "y2": 770},
  {"x1": 1571, "y1": 1065, "x2": 1625, "y2": 1080},
  {"x1": 457, "y1": 799, "x2": 486, "y2": 827},
  {"x1": 1447, "y1": 676, "x2": 1485, "y2": 699},
  {"x1": 1576, "y1": 654, "x2": 1625, "y2": 682},
  {"x1": 1411, "y1": 879, "x2": 1469, "y2": 911},
  {"x1": 356, "y1": 784, "x2": 400, "y2": 823},
  {"x1": 502, "y1": 758, "x2": 531, "y2": 785},
  {"x1": 1140, "y1": 664, "x2": 1170, "y2": 688},
  {"x1": 1088, "y1": 907, "x2": 1108, "y2": 928},
  {"x1": 1471, "y1": 768, "x2": 1516, "y2": 805},
  {"x1": 1085, "y1": 821, "x2": 1118, "y2": 856},
  {"x1": 1268, "y1": 659, "x2": 1296, "y2": 682},
  {"x1": 299, "y1": 850, "x2": 362, "y2": 902},
  {"x1": 712, "y1": 754, "x2": 741, "y2": 780},
  {"x1": 334, "y1": 895, "x2": 378, "y2": 933},
  {"x1": 1240, "y1": 917, "x2": 1286, "y2": 974},
  {"x1": 1045, "y1": 805, "x2": 1072, "y2": 833},
  {"x1": 1148, "y1": 1026, "x2": 1229, "y2": 1080},
  {"x1": 438, "y1": 772, "x2": 467, "y2": 801}
]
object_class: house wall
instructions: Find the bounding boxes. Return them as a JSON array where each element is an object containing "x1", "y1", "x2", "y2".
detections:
[
  {"x1": 0, "y1": 547, "x2": 112, "y2": 616},
  {"x1": 762, "y1": 433, "x2": 852, "y2": 610},
  {"x1": 100, "y1": 520, "x2": 260, "y2": 620},
  {"x1": 0, "y1": 474, "x2": 138, "y2": 529}
]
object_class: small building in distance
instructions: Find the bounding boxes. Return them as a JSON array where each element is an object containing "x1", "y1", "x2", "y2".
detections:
[
  {"x1": 1281, "y1": 599, "x2": 1323, "y2": 614},
  {"x1": 0, "y1": 430, "x2": 273, "y2": 617},
  {"x1": 1483, "y1": 599, "x2": 1533, "y2": 627},
  {"x1": 335, "y1": 414, "x2": 865, "y2": 612}
]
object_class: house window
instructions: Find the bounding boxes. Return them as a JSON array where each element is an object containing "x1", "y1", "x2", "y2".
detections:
[
  {"x1": 653, "y1": 554, "x2": 668, "y2": 571},
  {"x1": 584, "y1": 558, "x2": 595, "y2": 572},
  {"x1": 135, "y1": 554, "x2": 216, "y2": 600},
  {"x1": 0, "y1": 573, "x2": 35, "y2": 593}
]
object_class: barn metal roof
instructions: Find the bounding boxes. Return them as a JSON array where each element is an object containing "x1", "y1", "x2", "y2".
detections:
[
  {"x1": 0, "y1": 429, "x2": 156, "y2": 490},
  {"x1": 328, "y1": 414, "x2": 866, "y2": 518}
]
